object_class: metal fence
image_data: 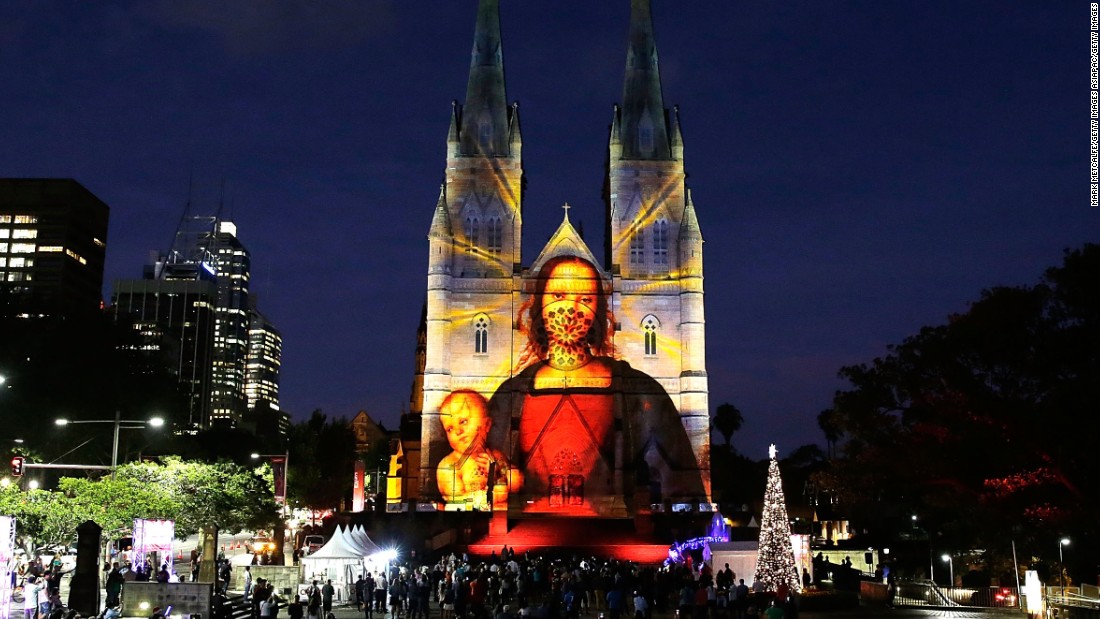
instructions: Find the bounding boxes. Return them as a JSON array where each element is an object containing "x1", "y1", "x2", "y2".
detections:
[{"x1": 896, "y1": 580, "x2": 1021, "y2": 608}]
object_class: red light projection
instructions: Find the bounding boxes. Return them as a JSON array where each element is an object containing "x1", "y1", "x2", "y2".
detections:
[{"x1": 433, "y1": 256, "x2": 703, "y2": 514}]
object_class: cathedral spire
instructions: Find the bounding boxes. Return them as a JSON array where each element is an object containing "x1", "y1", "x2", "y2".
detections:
[
  {"x1": 619, "y1": 0, "x2": 670, "y2": 160},
  {"x1": 458, "y1": 0, "x2": 510, "y2": 157},
  {"x1": 429, "y1": 185, "x2": 451, "y2": 238}
]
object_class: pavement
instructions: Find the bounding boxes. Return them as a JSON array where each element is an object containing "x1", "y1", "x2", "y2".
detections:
[{"x1": 322, "y1": 603, "x2": 1025, "y2": 619}]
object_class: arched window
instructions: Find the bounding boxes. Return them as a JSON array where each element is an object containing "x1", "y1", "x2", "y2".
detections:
[
  {"x1": 464, "y1": 215, "x2": 480, "y2": 252},
  {"x1": 630, "y1": 227, "x2": 645, "y2": 264},
  {"x1": 642, "y1": 315, "x2": 660, "y2": 356},
  {"x1": 652, "y1": 219, "x2": 669, "y2": 265},
  {"x1": 474, "y1": 315, "x2": 490, "y2": 354},
  {"x1": 486, "y1": 215, "x2": 503, "y2": 255}
]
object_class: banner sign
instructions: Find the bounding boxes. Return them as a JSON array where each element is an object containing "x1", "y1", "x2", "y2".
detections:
[
  {"x1": 270, "y1": 455, "x2": 288, "y2": 505},
  {"x1": 352, "y1": 461, "x2": 366, "y2": 512}
]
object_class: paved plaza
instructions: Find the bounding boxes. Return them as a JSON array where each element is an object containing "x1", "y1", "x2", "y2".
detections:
[{"x1": 323, "y1": 603, "x2": 1024, "y2": 619}]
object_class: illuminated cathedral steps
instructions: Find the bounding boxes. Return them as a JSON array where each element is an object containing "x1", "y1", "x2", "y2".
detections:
[{"x1": 466, "y1": 517, "x2": 670, "y2": 564}]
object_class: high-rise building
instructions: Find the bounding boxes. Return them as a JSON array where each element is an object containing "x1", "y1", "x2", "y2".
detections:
[
  {"x1": 244, "y1": 307, "x2": 281, "y2": 411},
  {"x1": 113, "y1": 214, "x2": 278, "y2": 432},
  {"x1": 209, "y1": 222, "x2": 251, "y2": 426},
  {"x1": 0, "y1": 179, "x2": 108, "y2": 318},
  {"x1": 112, "y1": 276, "x2": 218, "y2": 431},
  {"x1": 407, "y1": 0, "x2": 709, "y2": 516}
]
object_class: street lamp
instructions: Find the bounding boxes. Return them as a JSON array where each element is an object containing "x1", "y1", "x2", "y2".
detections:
[
  {"x1": 941, "y1": 554, "x2": 953, "y2": 587},
  {"x1": 1059, "y1": 538, "x2": 1070, "y2": 598},
  {"x1": 55, "y1": 411, "x2": 164, "y2": 478}
]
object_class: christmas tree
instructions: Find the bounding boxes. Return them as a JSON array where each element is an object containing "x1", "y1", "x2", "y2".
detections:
[{"x1": 755, "y1": 444, "x2": 801, "y2": 592}]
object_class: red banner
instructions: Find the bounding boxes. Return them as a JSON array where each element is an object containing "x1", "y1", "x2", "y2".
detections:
[
  {"x1": 352, "y1": 461, "x2": 366, "y2": 512},
  {"x1": 270, "y1": 455, "x2": 287, "y2": 505}
]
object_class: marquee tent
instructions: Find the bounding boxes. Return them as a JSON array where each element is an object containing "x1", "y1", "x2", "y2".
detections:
[{"x1": 300, "y1": 528, "x2": 364, "y2": 601}]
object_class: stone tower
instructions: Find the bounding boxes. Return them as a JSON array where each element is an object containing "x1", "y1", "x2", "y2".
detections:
[
  {"x1": 422, "y1": 0, "x2": 524, "y2": 498},
  {"x1": 418, "y1": 0, "x2": 709, "y2": 515},
  {"x1": 605, "y1": 0, "x2": 710, "y2": 497}
]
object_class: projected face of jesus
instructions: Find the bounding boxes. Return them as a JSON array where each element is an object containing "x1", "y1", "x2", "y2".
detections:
[{"x1": 540, "y1": 259, "x2": 600, "y2": 370}]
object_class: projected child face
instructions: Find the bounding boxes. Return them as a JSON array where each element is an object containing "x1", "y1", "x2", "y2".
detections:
[
  {"x1": 440, "y1": 391, "x2": 491, "y2": 455},
  {"x1": 540, "y1": 260, "x2": 599, "y2": 368}
]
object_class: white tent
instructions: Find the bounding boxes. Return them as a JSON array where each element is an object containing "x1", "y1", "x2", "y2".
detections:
[
  {"x1": 343, "y1": 525, "x2": 382, "y2": 556},
  {"x1": 301, "y1": 527, "x2": 363, "y2": 601}
]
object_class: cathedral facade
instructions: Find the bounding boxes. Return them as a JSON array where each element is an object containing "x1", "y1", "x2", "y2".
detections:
[{"x1": 417, "y1": 0, "x2": 709, "y2": 518}]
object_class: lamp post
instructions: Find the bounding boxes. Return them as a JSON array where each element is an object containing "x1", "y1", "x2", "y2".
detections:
[
  {"x1": 941, "y1": 554, "x2": 953, "y2": 587},
  {"x1": 55, "y1": 412, "x2": 164, "y2": 478},
  {"x1": 1059, "y1": 538, "x2": 1070, "y2": 598}
]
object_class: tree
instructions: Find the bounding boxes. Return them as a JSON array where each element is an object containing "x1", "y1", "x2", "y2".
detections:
[
  {"x1": 287, "y1": 410, "x2": 359, "y2": 510},
  {"x1": 756, "y1": 445, "x2": 800, "y2": 593},
  {"x1": 0, "y1": 458, "x2": 278, "y2": 554},
  {"x1": 711, "y1": 402, "x2": 744, "y2": 451},
  {"x1": 824, "y1": 244, "x2": 1100, "y2": 575},
  {"x1": 817, "y1": 409, "x2": 841, "y2": 458}
]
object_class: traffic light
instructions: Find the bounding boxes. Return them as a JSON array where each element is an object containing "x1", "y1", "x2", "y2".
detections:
[{"x1": 10, "y1": 456, "x2": 24, "y2": 477}]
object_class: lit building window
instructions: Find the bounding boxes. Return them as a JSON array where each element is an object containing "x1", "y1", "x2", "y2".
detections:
[
  {"x1": 12, "y1": 229, "x2": 36, "y2": 239},
  {"x1": 8, "y1": 258, "x2": 25, "y2": 268},
  {"x1": 630, "y1": 228, "x2": 645, "y2": 264},
  {"x1": 474, "y1": 315, "x2": 489, "y2": 354},
  {"x1": 643, "y1": 315, "x2": 660, "y2": 356},
  {"x1": 11, "y1": 244, "x2": 34, "y2": 254},
  {"x1": 0, "y1": 244, "x2": 7, "y2": 253},
  {"x1": 653, "y1": 219, "x2": 669, "y2": 265},
  {"x1": 7, "y1": 272, "x2": 23, "y2": 282},
  {"x1": 38, "y1": 246, "x2": 62, "y2": 253},
  {"x1": 0, "y1": 216, "x2": 10, "y2": 224},
  {"x1": 65, "y1": 249, "x2": 87, "y2": 264},
  {"x1": 0, "y1": 230, "x2": 9, "y2": 239},
  {"x1": 13, "y1": 216, "x2": 36, "y2": 224}
]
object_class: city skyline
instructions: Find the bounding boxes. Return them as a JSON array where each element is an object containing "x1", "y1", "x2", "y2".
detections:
[{"x1": 1, "y1": 2, "x2": 1093, "y2": 454}]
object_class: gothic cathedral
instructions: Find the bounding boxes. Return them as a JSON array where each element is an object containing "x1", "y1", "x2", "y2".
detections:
[{"x1": 416, "y1": 0, "x2": 709, "y2": 518}]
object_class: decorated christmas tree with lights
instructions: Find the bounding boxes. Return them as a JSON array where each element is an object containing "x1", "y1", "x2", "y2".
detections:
[{"x1": 755, "y1": 444, "x2": 801, "y2": 592}]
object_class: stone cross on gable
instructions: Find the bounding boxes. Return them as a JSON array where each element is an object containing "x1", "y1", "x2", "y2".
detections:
[{"x1": 562, "y1": 202, "x2": 571, "y2": 219}]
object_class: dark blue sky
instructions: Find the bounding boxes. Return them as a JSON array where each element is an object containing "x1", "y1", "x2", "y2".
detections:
[{"x1": 2, "y1": 1, "x2": 1093, "y2": 456}]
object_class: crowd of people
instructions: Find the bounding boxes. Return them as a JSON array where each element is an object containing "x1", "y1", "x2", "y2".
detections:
[{"x1": 318, "y1": 548, "x2": 800, "y2": 619}]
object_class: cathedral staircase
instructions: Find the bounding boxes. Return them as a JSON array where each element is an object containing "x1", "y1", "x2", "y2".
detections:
[{"x1": 466, "y1": 516, "x2": 670, "y2": 564}]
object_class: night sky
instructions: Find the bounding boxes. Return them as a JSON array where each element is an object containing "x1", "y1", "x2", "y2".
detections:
[{"x1": 2, "y1": 2, "x2": 1093, "y2": 457}]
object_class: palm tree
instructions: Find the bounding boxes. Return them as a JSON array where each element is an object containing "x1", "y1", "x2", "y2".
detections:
[
  {"x1": 817, "y1": 409, "x2": 841, "y2": 458},
  {"x1": 711, "y1": 403, "x2": 743, "y2": 452}
]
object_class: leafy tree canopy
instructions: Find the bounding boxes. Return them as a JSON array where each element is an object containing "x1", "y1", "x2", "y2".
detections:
[
  {"x1": 821, "y1": 244, "x2": 1099, "y2": 570},
  {"x1": 0, "y1": 458, "x2": 278, "y2": 555}
]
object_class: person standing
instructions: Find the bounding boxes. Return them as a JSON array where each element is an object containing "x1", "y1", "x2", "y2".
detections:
[
  {"x1": 322, "y1": 580, "x2": 335, "y2": 616},
  {"x1": 356, "y1": 575, "x2": 367, "y2": 612},
  {"x1": 244, "y1": 567, "x2": 254, "y2": 601},
  {"x1": 105, "y1": 563, "x2": 124, "y2": 608},
  {"x1": 24, "y1": 575, "x2": 40, "y2": 619},
  {"x1": 364, "y1": 573, "x2": 377, "y2": 619}
]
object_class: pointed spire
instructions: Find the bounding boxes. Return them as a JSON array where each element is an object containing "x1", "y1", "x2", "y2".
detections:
[
  {"x1": 448, "y1": 100, "x2": 460, "y2": 143},
  {"x1": 679, "y1": 188, "x2": 702, "y2": 241},
  {"x1": 429, "y1": 185, "x2": 451, "y2": 238},
  {"x1": 620, "y1": 0, "x2": 670, "y2": 160},
  {"x1": 458, "y1": 0, "x2": 510, "y2": 157},
  {"x1": 508, "y1": 101, "x2": 522, "y2": 146},
  {"x1": 670, "y1": 104, "x2": 684, "y2": 160}
]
